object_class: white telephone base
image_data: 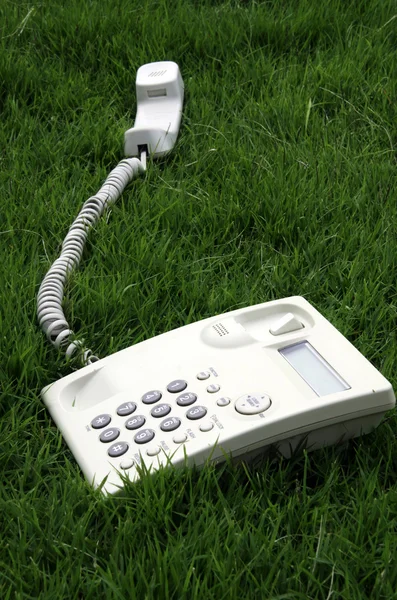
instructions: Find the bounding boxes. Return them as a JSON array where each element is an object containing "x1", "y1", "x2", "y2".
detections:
[{"x1": 42, "y1": 296, "x2": 395, "y2": 495}]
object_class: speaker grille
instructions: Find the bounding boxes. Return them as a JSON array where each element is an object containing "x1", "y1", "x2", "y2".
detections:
[
  {"x1": 148, "y1": 70, "x2": 167, "y2": 78},
  {"x1": 212, "y1": 323, "x2": 229, "y2": 337}
]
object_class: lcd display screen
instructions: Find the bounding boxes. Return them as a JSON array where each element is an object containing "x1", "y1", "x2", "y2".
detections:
[{"x1": 279, "y1": 341, "x2": 350, "y2": 396}]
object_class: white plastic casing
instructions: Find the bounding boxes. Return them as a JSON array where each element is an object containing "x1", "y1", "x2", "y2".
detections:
[
  {"x1": 124, "y1": 61, "x2": 184, "y2": 158},
  {"x1": 42, "y1": 296, "x2": 395, "y2": 495}
]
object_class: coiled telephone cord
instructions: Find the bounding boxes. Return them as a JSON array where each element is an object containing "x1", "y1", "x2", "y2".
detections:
[{"x1": 37, "y1": 155, "x2": 146, "y2": 365}]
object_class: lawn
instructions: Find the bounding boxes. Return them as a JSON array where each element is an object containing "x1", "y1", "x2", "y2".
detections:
[{"x1": 1, "y1": 0, "x2": 397, "y2": 598}]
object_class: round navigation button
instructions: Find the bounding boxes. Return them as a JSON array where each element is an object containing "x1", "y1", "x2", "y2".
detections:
[{"x1": 235, "y1": 393, "x2": 271, "y2": 415}]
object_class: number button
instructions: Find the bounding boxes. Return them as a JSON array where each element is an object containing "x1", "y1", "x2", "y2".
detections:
[
  {"x1": 91, "y1": 414, "x2": 111, "y2": 429},
  {"x1": 108, "y1": 442, "x2": 129, "y2": 457},
  {"x1": 141, "y1": 390, "x2": 162, "y2": 404},
  {"x1": 160, "y1": 417, "x2": 181, "y2": 432},
  {"x1": 125, "y1": 415, "x2": 146, "y2": 430},
  {"x1": 134, "y1": 429, "x2": 155, "y2": 444},
  {"x1": 116, "y1": 402, "x2": 137, "y2": 417},
  {"x1": 176, "y1": 392, "x2": 197, "y2": 407},
  {"x1": 99, "y1": 428, "x2": 120, "y2": 443},
  {"x1": 150, "y1": 403, "x2": 171, "y2": 418},
  {"x1": 186, "y1": 406, "x2": 207, "y2": 420},
  {"x1": 166, "y1": 380, "x2": 187, "y2": 393}
]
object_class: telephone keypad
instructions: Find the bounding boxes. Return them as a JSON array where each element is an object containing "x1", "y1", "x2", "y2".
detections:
[{"x1": 97, "y1": 375, "x2": 224, "y2": 460}]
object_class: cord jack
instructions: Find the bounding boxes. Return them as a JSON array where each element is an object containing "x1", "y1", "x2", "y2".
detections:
[{"x1": 138, "y1": 144, "x2": 148, "y2": 170}]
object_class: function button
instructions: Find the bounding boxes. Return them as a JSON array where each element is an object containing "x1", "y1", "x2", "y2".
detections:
[
  {"x1": 150, "y1": 403, "x2": 171, "y2": 418},
  {"x1": 107, "y1": 442, "x2": 129, "y2": 457},
  {"x1": 197, "y1": 371, "x2": 210, "y2": 380},
  {"x1": 120, "y1": 458, "x2": 134, "y2": 470},
  {"x1": 235, "y1": 393, "x2": 271, "y2": 415},
  {"x1": 160, "y1": 417, "x2": 181, "y2": 432},
  {"x1": 99, "y1": 427, "x2": 120, "y2": 443},
  {"x1": 146, "y1": 445, "x2": 161, "y2": 457},
  {"x1": 217, "y1": 397, "x2": 231, "y2": 407},
  {"x1": 141, "y1": 390, "x2": 162, "y2": 404},
  {"x1": 134, "y1": 429, "x2": 155, "y2": 445},
  {"x1": 176, "y1": 392, "x2": 197, "y2": 407},
  {"x1": 91, "y1": 414, "x2": 111, "y2": 429},
  {"x1": 117, "y1": 402, "x2": 137, "y2": 417},
  {"x1": 186, "y1": 406, "x2": 207, "y2": 421},
  {"x1": 207, "y1": 383, "x2": 220, "y2": 393},
  {"x1": 199, "y1": 421, "x2": 214, "y2": 432},
  {"x1": 173, "y1": 433, "x2": 188, "y2": 444},
  {"x1": 166, "y1": 380, "x2": 187, "y2": 393},
  {"x1": 125, "y1": 415, "x2": 146, "y2": 430}
]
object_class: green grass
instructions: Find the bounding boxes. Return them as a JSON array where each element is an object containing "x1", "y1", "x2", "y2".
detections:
[{"x1": 1, "y1": 0, "x2": 397, "y2": 597}]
